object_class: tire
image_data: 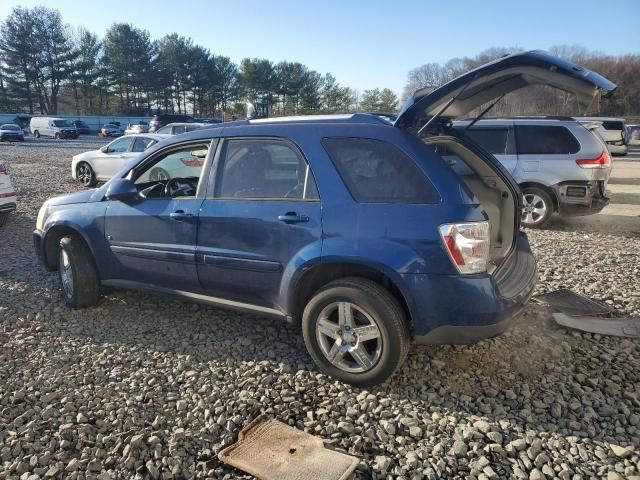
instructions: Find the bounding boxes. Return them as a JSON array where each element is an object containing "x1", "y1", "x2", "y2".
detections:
[
  {"x1": 34, "y1": 130, "x2": 40, "y2": 138},
  {"x1": 0, "y1": 212, "x2": 9, "y2": 227},
  {"x1": 302, "y1": 277, "x2": 410, "y2": 387},
  {"x1": 54, "y1": 133, "x2": 60, "y2": 139},
  {"x1": 58, "y1": 234, "x2": 100, "y2": 309},
  {"x1": 521, "y1": 186, "x2": 553, "y2": 228},
  {"x1": 76, "y1": 162, "x2": 97, "y2": 188}
]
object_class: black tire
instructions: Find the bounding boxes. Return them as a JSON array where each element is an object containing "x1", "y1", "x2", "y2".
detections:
[
  {"x1": 34, "y1": 130, "x2": 40, "y2": 138},
  {"x1": 0, "y1": 212, "x2": 9, "y2": 227},
  {"x1": 521, "y1": 186, "x2": 553, "y2": 228},
  {"x1": 76, "y1": 162, "x2": 97, "y2": 188},
  {"x1": 302, "y1": 277, "x2": 410, "y2": 387},
  {"x1": 58, "y1": 234, "x2": 100, "y2": 309},
  {"x1": 54, "y1": 133, "x2": 60, "y2": 139}
]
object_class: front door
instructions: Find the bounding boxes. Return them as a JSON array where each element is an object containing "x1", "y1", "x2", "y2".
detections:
[
  {"x1": 104, "y1": 140, "x2": 213, "y2": 290},
  {"x1": 94, "y1": 136, "x2": 135, "y2": 180},
  {"x1": 197, "y1": 138, "x2": 322, "y2": 310}
]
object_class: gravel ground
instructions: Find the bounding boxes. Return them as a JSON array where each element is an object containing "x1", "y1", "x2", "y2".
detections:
[{"x1": 1, "y1": 138, "x2": 639, "y2": 480}]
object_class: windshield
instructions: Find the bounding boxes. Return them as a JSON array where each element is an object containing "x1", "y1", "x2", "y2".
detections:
[
  {"x1": 1, "y1": 124, "x2": 21, "y2": 131},
  {"x1": 53, "y1": 120, "x2": 72, "y2": 127}
]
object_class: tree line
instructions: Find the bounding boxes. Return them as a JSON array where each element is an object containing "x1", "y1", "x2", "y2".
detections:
[
  {"x1": 0, "y1": 6, "x2": 399, "y2": 118},
  {"x1": 403, "y1": 46, "x2": 640, "y2": 118}
]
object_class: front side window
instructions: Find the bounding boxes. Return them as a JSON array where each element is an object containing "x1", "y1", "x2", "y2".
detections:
[
  {"x1": 322, "y1": 137, "x2": 439, "y2": 204},
  {"x1": 515, "y1": 126, "x2": 580, "y2": 154},
  {"x1": 463, "y1": 128, "x2": 510, "y2": 155},
  {"x1": 131, "y1": 137, "x2": 156, "y2": 152},
  {"x1": 106, "y1": 137, "x2": 133, "y2": 153},
  {"x1": 132, "y1": 142, "x2": 211, "y2": 198},
  {"x1": 216, "y1": 139, "x2": 318, "y2": 200}
]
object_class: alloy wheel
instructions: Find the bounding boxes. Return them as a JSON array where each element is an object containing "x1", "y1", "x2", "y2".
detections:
[
  {"x1": 522, "y1": 193, "x2": 548, "y2": 226},
  {"x1": 59, "y1": 249, "x2": 74, "y2": 299},
  {"x1": 315, "y1": 301, "x2": 383, "y2": 373},
  {"x1": 77, "y1": 164, "x2": 92, "y2": 186}
]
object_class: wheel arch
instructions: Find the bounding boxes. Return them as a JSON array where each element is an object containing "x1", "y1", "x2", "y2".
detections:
[
  {"x1": 43, "y1": 224, "x2": 98, "y2": 272},
  {"x1": 287, "y1": 261, "x2": 413, "y2": 330},
  {"x1": 519, "y1": 181, "x2": 558, "y2": 212}
]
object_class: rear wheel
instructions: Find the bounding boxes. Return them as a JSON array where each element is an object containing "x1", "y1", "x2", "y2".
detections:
[
  {"x1": 58, "y1": 235, "x2": 100, "y2": 309},
  {"x1": 34, "y1": 130, "x2": 40, "y2": 138},
  {"x1": 521, "y1": 187, "x2": 553, "y2": 228},
  {"x1": 302, "y1": 277, "x2": 410, "y2": 387},
  {"x1": 76, "y1": 162, "x2": 97, "y2": 187}
]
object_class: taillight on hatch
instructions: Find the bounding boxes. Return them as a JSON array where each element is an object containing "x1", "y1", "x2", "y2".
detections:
[
  {"x1": 439, "y1": 222, "x2": 490, "y2": 274},
  {"x1": 576, "y1": 151, "x2": 611, "y2": 169}
]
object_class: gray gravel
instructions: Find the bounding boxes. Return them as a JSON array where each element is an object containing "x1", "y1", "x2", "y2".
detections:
[{"x1": 1, "y1": 138, "x2": 639, "y2": 479}]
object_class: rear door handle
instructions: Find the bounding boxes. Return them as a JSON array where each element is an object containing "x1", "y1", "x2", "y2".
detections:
[
  {"x1": 278, "y1": 212, "x2": 309, "y2": 224},
  {"x1": 170, "y1": 210, "x2": 194, "y2": 222}
]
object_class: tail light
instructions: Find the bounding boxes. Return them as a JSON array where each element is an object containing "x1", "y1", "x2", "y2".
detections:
[
  {"x1": 0, "y1": 163, "x2": 7, "y2": 174},
  {"x1": 576, "y1": 151, "x2": 611, "y2": 169},
  {"x1": 439, "y1": 222, "x2": 490, "y2": 274}
]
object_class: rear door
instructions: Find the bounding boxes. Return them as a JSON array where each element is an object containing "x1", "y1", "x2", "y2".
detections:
[
  {"x1": 196, "y1": 137, "x2": 322, "y2": 311},
  {"x1": 459, "y1": 124, "x2": 518, "y2": 176}
]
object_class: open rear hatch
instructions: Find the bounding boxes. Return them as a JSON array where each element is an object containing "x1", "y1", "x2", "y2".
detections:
[{"x1": 395, "y1": 50, "x2": 616, "y2": 270}]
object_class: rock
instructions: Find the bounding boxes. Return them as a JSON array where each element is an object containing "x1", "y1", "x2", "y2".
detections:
[
  {"x1": 610, "y1": 444, "x2": 633, "y2": 458},
  {"x1": 374, "y1": 455, "x2": 391, "y2": 472},
  {"x1": 452, "y1": 440, "x2": 468, "y2": 457}
]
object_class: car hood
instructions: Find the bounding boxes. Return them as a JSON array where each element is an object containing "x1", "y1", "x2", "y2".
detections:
[
  {"x1": 394, "y1": 50, "x2": 617, "y2": 131},
  {"x1": 47, "y1": 189, "x2": 101, "y2": 206}
]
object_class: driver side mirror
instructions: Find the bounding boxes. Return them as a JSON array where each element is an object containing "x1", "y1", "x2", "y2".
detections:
[
  {"x1": 105, "y1": 178, "x2": 139, "y2": 202},
  {"x1": 100, "y1": 146, "x2": 108, "y2": 153}
]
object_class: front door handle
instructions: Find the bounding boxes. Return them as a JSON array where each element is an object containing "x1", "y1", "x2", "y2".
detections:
[
  {"x1": 170, "y1": 210, "x2": 194, "y2": 222},
  {"x1": 278, "y1": 212, "x2": 309, "y2": 224}
]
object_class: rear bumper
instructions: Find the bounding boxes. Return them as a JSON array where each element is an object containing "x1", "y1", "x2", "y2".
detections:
[
  {"x1": 553, "y1": 180, "x2": 609, "y2": 216},
  {"x1": 410, "y1": 232, "x2": 537, "y2": 345}
]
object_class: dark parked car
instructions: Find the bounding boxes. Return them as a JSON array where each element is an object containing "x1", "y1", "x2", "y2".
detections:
[
  {"x1": 0, "y1": 123, "x2": 25, "y2": 142},
  {"x1": 33, "y1": 51, "x2": 615, "y2": 386},
  {"x1": 72, "y1": 120, "x2": 91, "y2": 134},
  {"x1": 148, "y1": 114, "x2": 196, "y2": 132}
]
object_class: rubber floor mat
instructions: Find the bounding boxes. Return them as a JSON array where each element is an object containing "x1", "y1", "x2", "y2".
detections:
[
  {"x1": 534, "y1": 289, "x2": 613, "y2": 316},
  {"x1": 218, "y1": 414, "x2": 358, "y2": 480},
  {"x1": 553, "y1": 313, "x2": 639, "y2": 337}
]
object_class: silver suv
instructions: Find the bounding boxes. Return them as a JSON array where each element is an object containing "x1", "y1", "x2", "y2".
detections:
[{"x1": 453, "y1": 118, "x2": 612, "y2": 227}]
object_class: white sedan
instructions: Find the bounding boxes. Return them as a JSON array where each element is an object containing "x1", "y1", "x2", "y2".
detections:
[{"x1": 72, "y1": 134, "x2": 169, "y2": 187}]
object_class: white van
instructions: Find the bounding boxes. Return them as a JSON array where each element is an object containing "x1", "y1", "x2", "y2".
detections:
[{"x1": 30, "y1": 117, "x2": 78, "y2": 139}]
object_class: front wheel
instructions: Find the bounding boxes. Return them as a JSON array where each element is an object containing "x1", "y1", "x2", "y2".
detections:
[
  {"x1": 58, "y1": 235, "x2": 100, "y2": 309},
  {"x1": 76, "y1": 162, "x2": 97, "y2": 187},
  {"x1": 34, "y1": 130, "x2": 40, "y2": 138},
  {"x1": 302, "y1": 277, "x2": 410, "y2": 387},
  {"x1": 521, "y1": 187, "x2": 553, "y2": 228}
]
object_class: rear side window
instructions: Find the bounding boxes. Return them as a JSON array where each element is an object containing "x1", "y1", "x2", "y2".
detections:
[
  {"x1": 462, "y1": 128, "x2": 510, "y2": 155},
  {"x1": 322, "y1": 137, "x2": 438, "y2": 204},
  {"x1": 515, "y1": 126, "x2": 580, "y2": 155},
  {"x1": 602, "y1": 121, "x2": 624, "y2": 131},
  {"x1": 131, "y1": 137, "x2": 156, "y2": 152}
]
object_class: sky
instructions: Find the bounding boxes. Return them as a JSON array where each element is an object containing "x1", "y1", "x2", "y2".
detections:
[{"x1": 0, "y1": 0, "x2": 638, "y2": 97}]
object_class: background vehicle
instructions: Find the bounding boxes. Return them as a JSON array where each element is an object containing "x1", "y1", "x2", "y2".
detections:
[
  {"x1": 453, "y1": 118, "x2": 612, "y2": 227},
  {"x1": 154, "y1": 122, "x2": 206, "y2": 135},
  {"x1": 72, "y1": 134, "x2": 167, "y2": 187},
  {"x1": 30, "y1": 117, "x2": 79, "y2": 139},
  {"x1": 195, "y1": 118, "x2": 223, "y2": 124},
  {"x1": 576, "y1": 117, "x2": 628, "y2": 156},
  {"x1": 33, "y1": 51, "x2": 615, "y2": 386},
  {"x1": 71, "y1": 120, "x2": 90, "y2": 134},
  {"x1": 0, "y1": 123, "x2": 24, "y2": 142},
  {"x1": 125, "y1": 122, "x2": 149, "y2": 135},
  {"x1": 0, "y1": 160, "x2": 16, "y2": 226},
  {"x1": 148, "y1": 114, "x2": 195, "y2": 132},
  {"x1": 627, "y1": 124, "x2": 640, "y2": 146},
  {"x1": 100, "y1": 123, "x2": 124, "y2": 137}
]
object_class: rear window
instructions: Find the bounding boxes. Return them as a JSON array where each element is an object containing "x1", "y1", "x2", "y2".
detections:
[
  {"x1": 515, "y1": 126, "x2": 580, "y2": 155},
  {"x1": 602, "y1": 121, "x2": 624, "y2": 131},
  {"x1": 461, "y1": 128, "x2": 510, "y2": 155},
  {"x1": 322, "y1": 137, "x2": 439, "y2": 204}
]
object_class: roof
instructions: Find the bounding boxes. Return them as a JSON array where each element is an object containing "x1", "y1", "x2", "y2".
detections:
[{"x1": 217, "y1": 113, "x2": 393, "y2": 128}]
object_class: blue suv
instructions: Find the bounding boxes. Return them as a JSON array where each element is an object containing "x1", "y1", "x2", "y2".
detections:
[{"x1": 33, "y1": 52, "x2": 615, "y2": 386}]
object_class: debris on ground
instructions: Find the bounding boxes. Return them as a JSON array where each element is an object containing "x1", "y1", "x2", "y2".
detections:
[
  {"x1": 553, "y1": 312, "x2": 640, "y2": 337},
  {"x1": 219, "y1": 414, "x2": 359, "y2": 480},
  {"x1": 534, "y1": 288, "x2": 613, "y2": 316}
]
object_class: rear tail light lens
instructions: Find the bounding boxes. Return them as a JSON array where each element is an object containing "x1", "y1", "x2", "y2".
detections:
[
  {"x1": 439, "y1": 222, "x2": 490, "y2": 274},
  {"x1": 576, "y1": 151, "x2": 611, "y2": 169},
  {"x1": 0, "y1": 163, "x2": 7, "y2": 174}
]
